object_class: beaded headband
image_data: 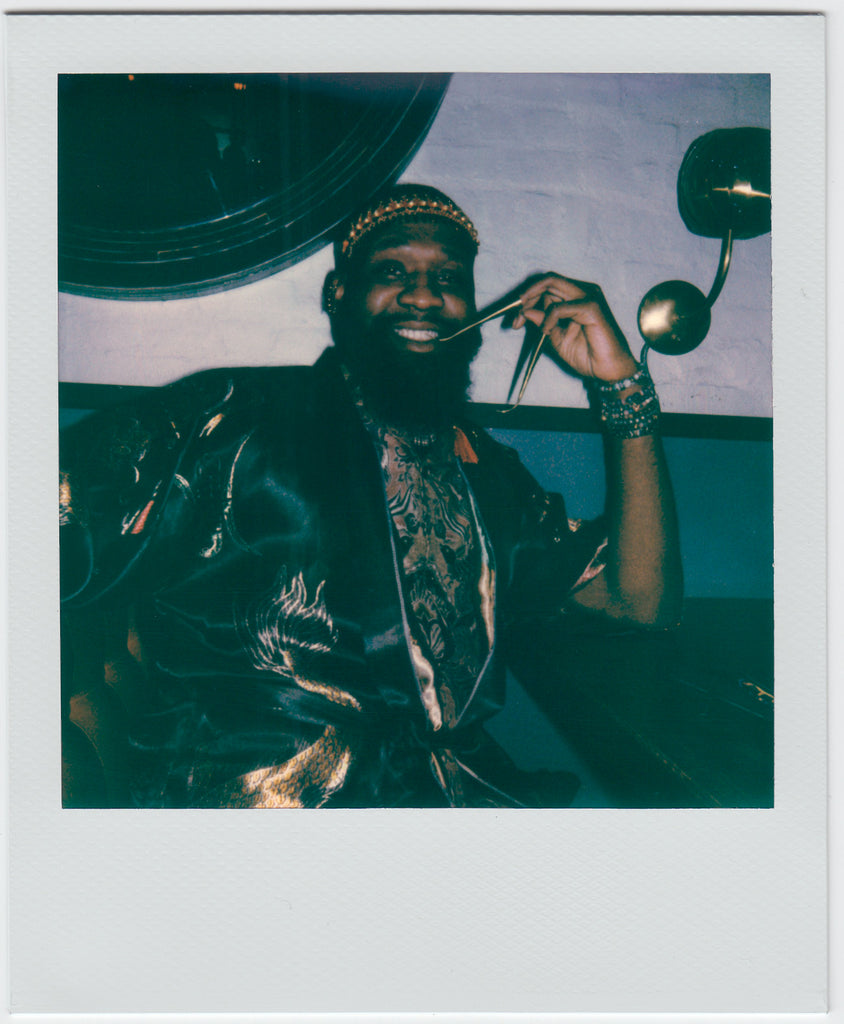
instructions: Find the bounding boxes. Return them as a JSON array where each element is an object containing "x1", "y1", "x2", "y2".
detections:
[{"x1": 338, "y1": 186, "x2": 480, "y2": 262}]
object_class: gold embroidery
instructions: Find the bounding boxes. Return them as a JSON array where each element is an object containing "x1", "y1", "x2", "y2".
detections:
[
  {"x1": 199, "y1": 412, "x2": 225, "y2": 437},
  {"x1": 199, "y1": 529, "x2": 223, "y2": 559},
  {"x1": 199, "y1": 725, "x2": 354, "y2": 808},
  {"x1": 196, "y1": 571, "x2": 364, "y2": 808},
  {"x1": 241, "y1": 571, "x2": 361, "y2": 711},
  {"x1": 59, "y1": 471, "x2": 75, "y2": 525},
  {"x1": 120, "y1": 483, "x2": 162, "y2": 536},
  {"x1": 129, "y1": 498, "x2": 156, "y2": 535},
  {"x1": 430, "y1": 748, "x2": 468, "y2": 806}
]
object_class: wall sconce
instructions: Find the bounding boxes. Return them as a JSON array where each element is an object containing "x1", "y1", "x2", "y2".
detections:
[{"x1": 637, "y1": 127, "x2": 771, "y2": 358}]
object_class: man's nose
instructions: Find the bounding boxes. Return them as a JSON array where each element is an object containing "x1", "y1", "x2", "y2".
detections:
[{"x1": 398, "y1": 274, "x2": 443, "y2": 310}]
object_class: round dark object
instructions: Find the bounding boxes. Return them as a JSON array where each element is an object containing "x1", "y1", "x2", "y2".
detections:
[
  {"x1": 637, "y1": 280, "x2": 712, "y2": 355},
  {"x1": 677, "y1": 126, "x2": 771, "y2": 241},
  {"x1": 58, "y1": 73, "x2": 451, "y2": 299}
]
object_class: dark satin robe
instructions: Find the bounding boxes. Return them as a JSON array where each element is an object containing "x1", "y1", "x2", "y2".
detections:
[{"x1": 60, "y1": 349, "x2": 606, "y2": 807}]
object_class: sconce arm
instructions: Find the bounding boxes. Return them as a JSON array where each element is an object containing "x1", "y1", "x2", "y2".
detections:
[{"x1": 705, "y1": 229, "x2": 734, "y2": 308}]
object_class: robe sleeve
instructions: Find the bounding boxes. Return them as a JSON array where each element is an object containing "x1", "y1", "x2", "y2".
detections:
[{"x1": 59, "y1": 372, "x2": 232, "y2": 607}]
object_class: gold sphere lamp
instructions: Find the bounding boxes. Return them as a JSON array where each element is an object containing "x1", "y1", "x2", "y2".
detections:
[{"x1": 637, "y1": 127, "x2": 771, "y2": 358}]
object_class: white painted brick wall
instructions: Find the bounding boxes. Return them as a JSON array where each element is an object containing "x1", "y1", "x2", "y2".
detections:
[{"x1": 59, "y1": 73, "x2": 771, "y2": 416}]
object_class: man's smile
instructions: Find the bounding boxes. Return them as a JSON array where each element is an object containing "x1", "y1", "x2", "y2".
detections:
[
  {"x1": 395, "y1": 326, "x2": 439, "y2": 340},
  {"x1": 391, "y1": 323, "x2": 450, "y2": 352},
  {"x1": 395, "y1": 325, "x2": 440, "y2": 344}
]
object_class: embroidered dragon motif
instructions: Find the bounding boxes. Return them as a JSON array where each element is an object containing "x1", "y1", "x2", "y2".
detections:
[{"x1": 239, "y1": 569, "x2": 359, "y2": 711}]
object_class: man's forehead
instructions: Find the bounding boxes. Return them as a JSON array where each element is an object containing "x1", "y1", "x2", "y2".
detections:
[{"x1": 362, "y1": 218, "x2": 476, "y2": 262}]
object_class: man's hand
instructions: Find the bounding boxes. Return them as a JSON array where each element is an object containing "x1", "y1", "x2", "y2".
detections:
[
  {"x1": 512, "y1": 273, "x2": 638, "y2": 383},
  {"x1": 509, "y1": 276, "x2": 683, "y2": 627}
]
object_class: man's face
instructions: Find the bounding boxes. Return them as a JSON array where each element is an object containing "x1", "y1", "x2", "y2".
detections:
[
  {"x1": 330, "y1": 218, "x2": 481, "y2": 430},
  {"x1": 336, "y1": 218, "x2": 477, "y2": 354}
]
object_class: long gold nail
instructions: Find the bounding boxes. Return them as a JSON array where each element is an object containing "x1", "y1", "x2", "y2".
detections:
[
  {"x1": 439, "y1": 298, "x2": 523, "y2": 342},
  {"x1": 503, "y1": 333, "x2": 549, "y2": 414}
]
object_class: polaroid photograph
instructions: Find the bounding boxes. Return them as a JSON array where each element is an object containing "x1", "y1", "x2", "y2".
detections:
[{"x1": 4, "y1": 9, "x2": 827, "y2": 1019}]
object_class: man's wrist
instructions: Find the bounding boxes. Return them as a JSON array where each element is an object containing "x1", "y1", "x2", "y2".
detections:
[
  {"x1": 591, "y1": 355, "x2": 639, "y2": 384},
  {"x1": 588, "y1": 361, "x2": 662, "y2": 439}
]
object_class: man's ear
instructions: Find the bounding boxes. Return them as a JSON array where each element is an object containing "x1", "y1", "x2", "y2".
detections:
[{"x1": 322, "y1": 271, "x2": 344, "y2": 314}]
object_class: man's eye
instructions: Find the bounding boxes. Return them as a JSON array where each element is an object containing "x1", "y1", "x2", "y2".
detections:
[
  {"x1": 374, "y1": 262, "x2": 405, "y2": 282},
  {"x1": 437, "y1": 269, "x2": 465, "y2": 288}
]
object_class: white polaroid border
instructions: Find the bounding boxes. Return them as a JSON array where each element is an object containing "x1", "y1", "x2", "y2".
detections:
[{"x1": 3, "y1": 8, "x2": 828, "y2": 1021}]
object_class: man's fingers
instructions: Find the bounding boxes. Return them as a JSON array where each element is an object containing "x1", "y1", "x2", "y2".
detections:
[
  {"x1": 518, "y1": 274, "x2": 590, "y2": 309},
  {"x1": 520, "y1": 299, "x2": 600, "y2": 333}
]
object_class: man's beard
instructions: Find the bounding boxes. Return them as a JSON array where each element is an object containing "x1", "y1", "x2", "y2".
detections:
[{"x1": 332, "y1": 318, "x2": 482, "y2": 434}]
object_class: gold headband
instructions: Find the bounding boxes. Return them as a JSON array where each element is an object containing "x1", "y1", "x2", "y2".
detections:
[{"x1": 340, "y1": 192, "x2": 479, "y2": 261}]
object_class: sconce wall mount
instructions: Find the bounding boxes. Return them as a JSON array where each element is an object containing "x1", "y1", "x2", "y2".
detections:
[{"x1": 637, "y1": 126, "x2": 771, "y2": 357}]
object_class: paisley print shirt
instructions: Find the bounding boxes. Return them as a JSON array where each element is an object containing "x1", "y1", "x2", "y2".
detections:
[
  {"x1": 373, "y1": 426, "x2": 495, "y2": 732},
  {"x1": 346, "y1": 373, "x2": 495, "y2": 734}
]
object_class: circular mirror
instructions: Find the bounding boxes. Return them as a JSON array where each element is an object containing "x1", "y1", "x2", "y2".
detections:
[{"x1": 58, "y1": 73, "x2": 450, "y2": 299}]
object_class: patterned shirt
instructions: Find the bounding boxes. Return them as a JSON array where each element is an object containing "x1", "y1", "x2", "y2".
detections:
[
  {"x1": 345, "y1": 373, "x2": 495, "y2": 733},
  {"x1": 374, "y1": 425, "x2": 495, "y2": 730}
]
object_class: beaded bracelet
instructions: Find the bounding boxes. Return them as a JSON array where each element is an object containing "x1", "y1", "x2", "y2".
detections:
[
  {"x1": 595, "y1": 364, "x2": 651, "y2": 393},
  {"x1": 590, "y1": 363, "x2": 662, "y2": 439}
]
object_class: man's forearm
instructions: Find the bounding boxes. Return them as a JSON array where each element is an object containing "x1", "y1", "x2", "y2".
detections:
[
  {"x1": 511, "y1": 272, "x2": 682, "y2": 625},
  {"x1": 573, "y1": 432, "x2": 683, "y2": 626}
]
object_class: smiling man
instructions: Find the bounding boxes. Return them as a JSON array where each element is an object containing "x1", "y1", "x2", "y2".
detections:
[
  {"x1": 326, "y1": 199, "x2": 482, "y2": 435},
  {"x1": 60, "y1": 183, "x2": 682, "y2": 808}
]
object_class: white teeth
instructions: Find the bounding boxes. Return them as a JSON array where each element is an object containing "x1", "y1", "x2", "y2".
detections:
[{"x1": 395, "y1": 328, "x2": 438, "y2": 342}]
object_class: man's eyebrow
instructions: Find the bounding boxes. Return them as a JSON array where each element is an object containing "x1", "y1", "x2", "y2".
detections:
[{"x1": 367, "y1": 238, "x2": 472, "y2": 262}]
